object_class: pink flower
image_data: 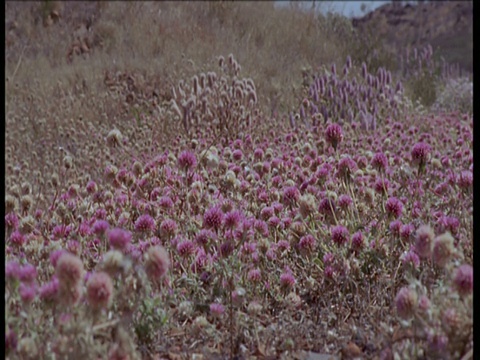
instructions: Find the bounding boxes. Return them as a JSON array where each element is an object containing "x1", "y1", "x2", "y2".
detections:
[
  {"x1": 318, "y1": 198, "x2": 336, "y2": 216},
  {"x1": 386, "y1": 197, "x2": 403, "y2": 218},
  {"x1": 457, "y1": 170, "x2": 473, "y2": 191},
  {"x1": 86, "y1": 180, "x2": 98, "y2": 194},
  {"x1": 374, "y1": 178, "x2": 389, "y2": 195},
  {"x1": 19, "y1": 283, "x2": 36, "y2": 304},
  {"x1": 247, "y1": 268, "x2": 262, "y2": 283},
  {"x1": 267, "y1": 216, "x2": 282, "y2": 228},
  {"x1": 283, "y1": 186, "x2": 300, "y2": 205},
  {"x1": 66, "y1": 240, "x2": 81, "y2": 255},
  {"x1": 280, "y1": 270, "x2": 296, "y2": 290},
  {"x1": 203, "y1": 206, "x2": 224, "y2": 231},
  {"x1": 323, "y1": 253, "x2": 334, "y2": 265},
  {"x1": 92, "y1": 220, "x2": 110, "y2": 235},
  {"x1": 159, "y1": 196, "x2": 174, "y2": 209},
  {"x1": 414, "y1": 225, "x2": 435, "y2": 258},
  {"x1": 232, "y1": 149, "x2": 243, "y2": 161},
  {"x1": 389, "y1": 220, "x2": 402, "y2": 236},
  {"x1": 277, "y1": 240, "x2": 290, "y2": 252},
  {"x1": 298, "y1": 234, "x2": 316, "y2": 254},
  {"x1": 18, "y1": 264, "x2": 37, "y2": 284},
  {"x1": 260, "y1": 206, "x2": 274, "y2": 220},
  {"x1": 178, "y1": 150, "x2": 197, "y2": 171},
  {"x1": 194, "y1": 229, "x2": 216, "y2": 246},
  {"x1": 400, "y1": 223, "x2": 414, "y2": 240},
  {"x1": 6, "y1": 261, "x2": 21, "y2": 281},
  {"x1": 331, "y1": 225, "x2": 349, "y2": 246},
  {"x1": 453, "y1": 264, "x2": 473, "y2": 297},
  {"x1": 371, "y1": 152, "x2": 388, "y2": 171},
  {"x1": 401, "y1": 248, "x2": 420, "y2": 269},
  {"x1": 134, "y1": 214, "x2": 155, "y2": 233},
  {"x1": 411, "y1": 142, "x2": 431, "y2": 169},
  {"x1": 324, "y1": 266, "x2": 335, "y2": 279},
  {"x1": 5, "y1": 329, "x2": 17, "y2": 355},
  {"x1": 39, "y1": 277, "x2": 59, "y2": 303},
  {"x1": 144, "y1": 246, "x2": 170, "y2": 281},
  {"x1": 49, "y1": 249, "x2": 67, "y2": 268},
  {"x1": 56, "y1": 253, "x2": 84, "y2": 286},
  {"x1": 210, "y1": 303, "x2": 225, "y2": 318},
  {"x1": 325, "y1": 123, "x2": 343, "y2": 150},
  {"x1": 224, "y1": 210, "x2": 242, "y2": 230},
  {"x1": 254, "y1": 148, "x2": 264, "y2": 160},
  {"x1": 160, "y1": 219, "x2": 178, "y2": 239},
  {"x1": 177, "y1": 240, "x2": 196, "y2": 257},
  {"x1": 432, "y1": 232, "x2": 455, "y2": 268},
  {"x1": 395, "y1": 287, "x2": 418, "y2": 319},
  {"x1": 351, "y1": 232, "x2": 364, "y2": 250},
  {"x1": 86, "y1": 271, "x2": 114, "y2": 310},
  {"x1": 5, "y1": 212, "x2": 19, "y2": 230},
  {"x1": 108, "y1": 228, "x2": 132, "y2": 251},
  {"x1": 9, "y1": 231, "x2": 25, "y2": 247},
  {"x1": 338, "y1": 194, "x2": 353, "y2": 209},
  {"x1": 418, "y1": 295, "x2": 431, "y2": 312},
  {"x1": 427, "y1": 332, "x2": 448, "y2": 354},
  {"x1": 336, "y1": 156, "x2": 357, "y2": 179}
]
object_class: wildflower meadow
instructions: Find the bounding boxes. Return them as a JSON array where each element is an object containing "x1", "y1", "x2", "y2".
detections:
[{"x1": 5, "y1": 2, "x2": 472, "y2": 359}]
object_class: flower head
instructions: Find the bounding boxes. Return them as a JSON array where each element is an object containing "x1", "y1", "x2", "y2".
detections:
[
  {"x1": 280, "y1": 271, "x2": 296, "y2": 290},
  {"x1": 177, "y1": 240, "x2": 196, "y2": 258},
  {"x1": 298, "y1": 193, "x2": 317, "y2": 218},
  {"x1": 203, "y1": 206, "x2": 224, "y2": 231},
  {"x1": 210, "y1": 303, "x2": 225, "y2": 318},
  {"x1": 401, "y1": 248, "x2": 420, "y2": 269},
  {"x1": 371, "y1": 152, "x2": 388, "y2": 172},
  {"x1": 108, "y1": 228, "x2": 132, "y2": 251},
  {"x1": 325, "y1": 123, "x2": 343, "y2": 150},
  {"x1": 224, "y1": 210, "x2": 242, "y2": 230},
  {"x1": 247, "y1": 268, "x2": 262, "y2": 283},
  {"x1": 56, "y1": 253, "x2": 85, "y2": 287},
  {"x1": 159, "y1": 219, "x2": 177, "y2": 239},
  {"x1": 351, "y1": 232, "x2": 364, "y2": 251},
  {"x1": 411, "y1": 142, "x2": 431, "y2": 172},
  {"x1": 386, "y1": 197, "x2": 403, "y2": 218},
  {"x1": 298, "y1": 234, "x2": 316, "y2": 254},
  {"x1": 39, "y1": 277, "x2": 59, "y2": 303},
  {"x1": 86, "y1": 271, "x2": 114, "y2": 310},
  {"x1": 283, "y1": 186, "x2": 300, "y2": 205},
  {"x1": 395, "y1": 286, "x2": 418, "y2": 319},
  {"x1": 144, "y1": 246, "x2": 170, "y2": 282},
  {"x1": 134, "y1": 214, "x2": 155, "y2": 233},
  {"x1": 414, "y1": 225, "x2": 435, "y2": 258},
  {"x1": 19, "y1": 283, "x2": 36, "y2": 304},
  {"x1": 331, "y1": 225, "x2": 349, "y2": 246},
  {"x1": 92, "y1": 220, "x2": 110, "y2": 236},
  {"x1": 178, "y1": 150, "x2": 197, "y2": 171},
  {"x1": 453, "y1": 264, "x2": 473, "y2": 297},
  {"x1": 18, "y1": 264, "x2": 37, "y2": 284},
  {"x1": 432, "y1": 232, "x2": 455, "y2": 268}
]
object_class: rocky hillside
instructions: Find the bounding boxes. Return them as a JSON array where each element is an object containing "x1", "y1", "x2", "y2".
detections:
[{"x1": 352, "y1": 1, "x2": 473, "y2": 73}]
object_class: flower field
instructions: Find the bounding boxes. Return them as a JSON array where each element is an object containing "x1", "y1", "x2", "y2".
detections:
[{"x1": 5, "y1": 2, "x2": 472, "y2": 359}]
